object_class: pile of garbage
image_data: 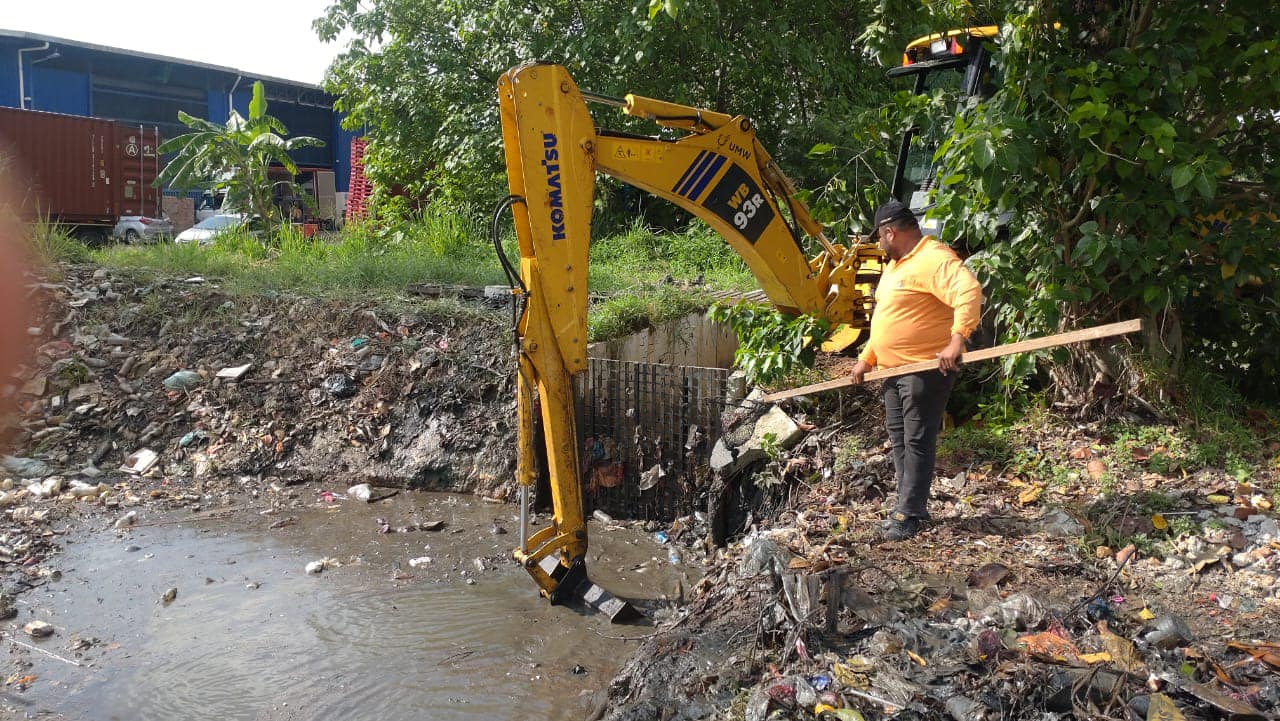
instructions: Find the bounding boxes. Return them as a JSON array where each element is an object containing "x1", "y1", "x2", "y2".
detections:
[
  {"x1": 608, "y1": 523, "x2": 1278, "y2": 721},
  {"x1": 6, "y1": 266, "x2": 521, "y2": 499},
  {"x1": 603, "y1": 396, "x2": 1279, "y2": 721}
]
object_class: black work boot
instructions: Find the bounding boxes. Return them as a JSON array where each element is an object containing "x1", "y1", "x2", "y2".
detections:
[{"x1": 881, "y1": 512, "x2": 926, "y2": 541}]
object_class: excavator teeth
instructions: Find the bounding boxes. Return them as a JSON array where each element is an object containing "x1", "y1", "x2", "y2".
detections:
[
  {"x1": 538, "y1": 556, "x2": 639, "y2": 623},
  {"x1": 576, "y1": 579, "x2": 638, "y2": 622}
]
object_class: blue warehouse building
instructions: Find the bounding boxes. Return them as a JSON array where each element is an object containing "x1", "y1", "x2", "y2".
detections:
[{"x1": 1, "y1": 28, "x2": 357, "y2": 207}]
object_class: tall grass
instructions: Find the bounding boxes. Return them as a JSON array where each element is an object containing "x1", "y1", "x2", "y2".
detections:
[
  {"x1": 589, "y1": 219, "x2": 754, "y2": 291},
  {"x1": 588, "y1": 286, "x2": 712, "y2": 342},
  {"x1": 96, "y1": 210, "x2": 757, "y2": 296},
  {"x1": 25, "y1": 216, "x2": 90, "y2": 266},
  {"x1": 91, "y1": 208, "x2": 759, "y2": 338},
  {"x1": 96, "y1": 206, "x2": 505, "y2": 296}
]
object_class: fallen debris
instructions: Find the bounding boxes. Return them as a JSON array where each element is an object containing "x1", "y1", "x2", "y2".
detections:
[{"x1": 23, "y1": 621, "x2": 54, "y2": 638}]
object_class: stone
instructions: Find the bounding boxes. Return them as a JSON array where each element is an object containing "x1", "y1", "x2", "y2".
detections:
[
  {"x1": 323, "y1": 373, "x2": 356, "y2": 399},
  {"x1": 712, "y1": 406, "x2": 806, "y2": 477},
  {"x1": 23, "y1": 620, "x2": 54, "y2": 638},
  {"x1": 1042, "y1": 508, "x2": 1084, "y2": 537},
  {"x1": 709, "y1": 440, "x2": 735, "y2": 472}
]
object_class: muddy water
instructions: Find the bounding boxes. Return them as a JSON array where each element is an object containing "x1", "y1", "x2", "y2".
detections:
[{"x1": 16, "y1": 493, "x2": 693, "y2": 721}]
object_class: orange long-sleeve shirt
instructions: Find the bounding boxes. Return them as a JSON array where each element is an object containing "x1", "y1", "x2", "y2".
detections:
[{"x1": 858, "y1": 236, "x2": 983, "y2": 369}]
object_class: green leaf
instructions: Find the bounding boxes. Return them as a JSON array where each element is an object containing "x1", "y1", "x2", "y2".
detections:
[
  {"x1": 973, "y1": 137, "x2": 994, "y2": 169},
  {"x1": 248, "y1": 81, "x2": 267, "y2": 122},
  {"x1": 663, "y1": 0, "x2": 682, "y2": 19},
  {"x1": 1193, "y1": 173, "x2": 1214, "y2": 199},
  {"x1": 807, "y1": 142, "x2": 835, "y2": 156},
  {"x1": 1171, "y1": 164, "x2": 1195, "y2": 189},
  {"x1": 647, "y1": 0, "x2": 663, "y2": 19}
]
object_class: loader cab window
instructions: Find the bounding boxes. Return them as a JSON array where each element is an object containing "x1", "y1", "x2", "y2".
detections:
[
  {"x1": 897, "y1": 67, "x2": 964, "y2": 205},
  {"x1": 890, "y1": 45, "x2": 997, "y2": 207}
]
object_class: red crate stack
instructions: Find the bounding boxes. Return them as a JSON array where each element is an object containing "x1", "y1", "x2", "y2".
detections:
[{"x1": 345, "y1": 138, "x2": 371, "y2": 221}]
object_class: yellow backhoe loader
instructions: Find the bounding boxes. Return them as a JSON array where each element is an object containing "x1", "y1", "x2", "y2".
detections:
[{"x1": 493, "y1": 27, "x2": 999, "y2": 619}]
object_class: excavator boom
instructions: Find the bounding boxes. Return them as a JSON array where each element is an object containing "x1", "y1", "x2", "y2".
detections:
[{"x1": 495, "y1": 63, "x2": 881, "y2": 619}]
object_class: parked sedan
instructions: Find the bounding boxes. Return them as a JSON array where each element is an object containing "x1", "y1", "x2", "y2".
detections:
[
  {"x1": 113, "y1": 215, "x2": 174, "y2": 243},
  {"x1": 174, "y1": 214, "x2": 249, "y2": 245}
]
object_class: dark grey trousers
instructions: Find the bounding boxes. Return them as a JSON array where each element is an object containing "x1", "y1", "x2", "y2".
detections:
[{"x1": 882, "y1": 370, "x2": 956, "y2": 519}]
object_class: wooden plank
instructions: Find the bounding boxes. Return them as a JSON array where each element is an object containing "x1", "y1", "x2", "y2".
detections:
[{"x1": 762, "y1": 318, "x2": 1143, "y2": 403}]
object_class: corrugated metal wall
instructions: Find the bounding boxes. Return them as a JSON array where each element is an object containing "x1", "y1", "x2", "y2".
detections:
[{"x1": 0, "y1": 35, "x2": 351, "y2": 183}]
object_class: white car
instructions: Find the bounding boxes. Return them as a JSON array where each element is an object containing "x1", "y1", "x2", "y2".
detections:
[
  {"x1": 113, "y1": 215, "x2": 174, "y2": 243},
  {"x1": 174, "y1": 214, "x2": 249, "y2": 245}
]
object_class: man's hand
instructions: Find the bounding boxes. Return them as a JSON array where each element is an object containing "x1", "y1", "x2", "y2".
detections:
[
  {"x1": 936, "y1": 334, "x2": 966, "y2": 374},
  {"x1": 850, "y1": 359, "x2": 871, "y2": 385}
]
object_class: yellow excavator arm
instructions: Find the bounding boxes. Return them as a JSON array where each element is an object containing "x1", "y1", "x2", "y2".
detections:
[{"x1": 495, "y1": 63, "x2": 881, "y2": 619}]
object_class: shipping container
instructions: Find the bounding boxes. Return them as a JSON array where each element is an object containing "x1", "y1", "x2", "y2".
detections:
[{"x1": 0, "y1": 106, "x2": 161, "y2": 242}]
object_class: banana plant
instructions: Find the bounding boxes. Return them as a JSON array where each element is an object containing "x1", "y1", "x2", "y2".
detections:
[{"x1": 156, "y1": 81, "x2": 325, "y2": 236}]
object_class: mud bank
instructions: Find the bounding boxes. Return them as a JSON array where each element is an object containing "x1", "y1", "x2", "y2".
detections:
[{"x1": 12, "y1": 265, "x2": 519, "y2": 496}]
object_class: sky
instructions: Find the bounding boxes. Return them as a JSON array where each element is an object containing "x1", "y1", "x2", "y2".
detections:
[{"x1": 4, "y1": 0, "x2": 348, "y2": 85}]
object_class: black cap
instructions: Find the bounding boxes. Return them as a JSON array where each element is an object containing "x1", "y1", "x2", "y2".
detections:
[{"x1": 869, "y1": 200, "x2": 917, "y2": 239}]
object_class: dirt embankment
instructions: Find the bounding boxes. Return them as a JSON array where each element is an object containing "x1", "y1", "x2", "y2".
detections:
[
  {"x1": 8, "y1": 265, "x2": 519, "y2": 496},
  {"x1": 602, "y1": 396, "x2": 1280, "y2": 721}
]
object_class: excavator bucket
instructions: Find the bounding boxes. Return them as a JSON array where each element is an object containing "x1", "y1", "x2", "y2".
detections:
[{"x1": 537, "y1": 556, "x2": 639, "y2": 622}]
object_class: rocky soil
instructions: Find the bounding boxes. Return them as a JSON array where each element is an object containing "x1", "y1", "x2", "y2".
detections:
[{"x1": 603, "y1": 391, "x2": 1280, "y2": 721}]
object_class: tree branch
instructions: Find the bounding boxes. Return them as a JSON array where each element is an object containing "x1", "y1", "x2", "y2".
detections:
[{"x1": 1062, "y1": 175, "x2": 1099, "y2": 231}]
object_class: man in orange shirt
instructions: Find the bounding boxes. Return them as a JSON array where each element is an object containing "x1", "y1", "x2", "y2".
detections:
[{"x1": 850, "y1": 201, "x2": 982, "y2": 541}]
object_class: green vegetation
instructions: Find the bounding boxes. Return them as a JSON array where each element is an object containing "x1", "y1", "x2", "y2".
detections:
[
  {"x1": 937, "y1": 423, "x2": 1017, "y2": 470},
  {"x1": 95, "y1": 215, "x2": 501, "y2": 295},
  {"x1": 25, "y1": 217, "x2": 90, "y2": 267},
  {"x1": 882, "y1": 1, "x2": 1280, "y2": 403},
  {"x1": 156, "y1": 80, "x2": 324, "y2": 232},
  {"x1": 315, "y1": 0, "x2": 891, "y2": 215},
  {"x1": 709, "y1": 302, "x2": 832, "y2": 386},
  {"x1": 588, "y1": 286, "x2": 710, "y2": 343},
  {"x1": 588, "y1": 220, "x2": 753, "y2": 292},
  {"x1": 1106, "y1": 367, "x2": 1271, "y2": 479},
  {"x1": 938, "y1": 360, "x2": 1276, "y2": 492},
  {"x1": 89, "y1": 210, "x2": 750, "y2": 340}
]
